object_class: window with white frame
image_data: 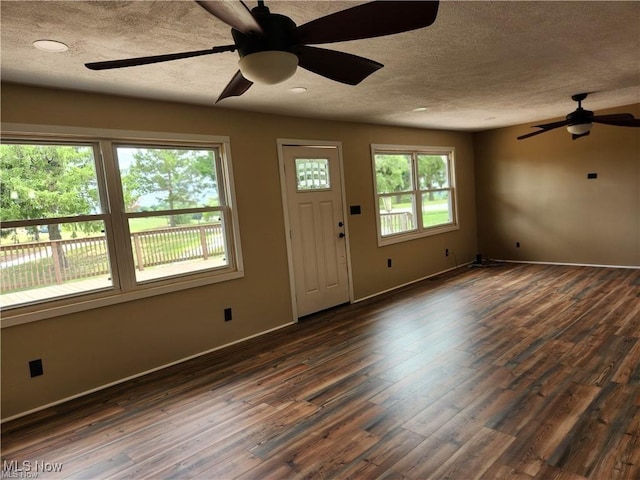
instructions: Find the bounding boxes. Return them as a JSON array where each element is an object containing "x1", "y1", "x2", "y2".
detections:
[
  {"x1": 0, "y1": 133, "x2": 243, "y2": 314},
  {"x1": 372, "y1": 144, "x2": 458, "y2": 245}
]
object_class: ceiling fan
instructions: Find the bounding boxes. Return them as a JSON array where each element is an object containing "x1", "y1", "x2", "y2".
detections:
[
  {"x1": 85, "y1": 0, "x2": 439, "y2": 103},
  {"x1": 517, "y1": 93, "x2": 640, "y2": 140}
]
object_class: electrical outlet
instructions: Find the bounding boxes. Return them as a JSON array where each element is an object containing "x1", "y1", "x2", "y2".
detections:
[
  {"x1": 29, "y1": 359, "x2": 43, "y2": 377},
  {"x1": 224, "y1": 308, "x2": 232, "y2": 322},
  {"x1": 387, "y1": 258, "x2": 392, "y2": 268}
]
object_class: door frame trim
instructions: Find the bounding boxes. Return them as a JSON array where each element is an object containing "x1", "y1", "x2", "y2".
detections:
[{"x1": 277, "y1": 138, "x2": 354, "y2": 322}]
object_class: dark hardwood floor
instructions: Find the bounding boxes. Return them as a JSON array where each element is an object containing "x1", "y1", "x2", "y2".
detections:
[{"x1": 2, "y1": 263, "x2": 639, "y2": 479}]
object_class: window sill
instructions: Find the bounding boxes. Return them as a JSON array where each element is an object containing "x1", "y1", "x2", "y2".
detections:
[{"x1": 378, "y1": 224, "x2": 460, "y2": 247}]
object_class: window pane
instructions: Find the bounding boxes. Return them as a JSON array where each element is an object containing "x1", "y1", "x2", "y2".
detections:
[
  {"x1": 374, "y1": 154, "x2": 413, "y2": 193},
  {"x1": 417, "y1": 154, "x2": 449, "y2": 189},
  {"x1": 1, "y1": 221, "x2": 113, "y2": 308},
  {"x1": 0, "y1": 142, "x2": 111, "y2": 308},
  {"x1": 379, "y1": 194, "x2": 416, "y2": 236},
  {"x1": 129, "y1": 214, "x2": 228, "y2": 283},
  {"x1": 295, "y1": 158, "x2": 330, "y2": 190},
  {"x1": 117, "y1": 146, "x2": 220, "y2": 213},
  {"x1": 0, "y1": 143, "x2": 101, "y2": 221},
  {"x1": 118, "y1": 144, "x2": 236, "y2": 284},
  {"x1": 422, "y1": 190, "x2": 452, "y2": 227}
]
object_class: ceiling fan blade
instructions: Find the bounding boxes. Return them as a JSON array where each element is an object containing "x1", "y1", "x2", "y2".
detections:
[
  {"x1": 592, "y1": 113, "x2": 640, "y2": 127},
  {"x1": 195, "y1": 0, "x2": 262, "y2": 35},
  {"x1": 517, "y1": 120, "x2": 570, "y2": 140},
  {"x1": 572, "y1": 131, "x2": 590, "y2": 140},
  {"x1": 85, "y1": 45, "x2": 236, "y2": 70},
  {"x1": 531, "y1": 119, "x2": 572, "y2": 130},
  {"x1": 296, "y1": 46, "x2": 383, "y2": 85},
  {"x1": 592, "y1": 113, "x2": 635, "y2": 121},
  {"x1": 216, "y1": 70, "x2": 253, "y2": 103},
  {"x1": 295, "y1": 1, "x2": 439, "y2": 45},
  {"x1": 517, "y1": 129, "x2": 553, "y2": 140}
]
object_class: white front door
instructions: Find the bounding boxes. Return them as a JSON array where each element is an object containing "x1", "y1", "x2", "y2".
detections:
[{"x1": 282, "y1": 145, "x2": 350, "y2": 317}]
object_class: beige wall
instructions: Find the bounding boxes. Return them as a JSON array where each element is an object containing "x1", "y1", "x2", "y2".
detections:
[
  {"x1": 474, "y1": 103, "x2": 640, "y2": 267},
  {"x1": 1, "y1": 83, "x2": 477, "y2": 419}
]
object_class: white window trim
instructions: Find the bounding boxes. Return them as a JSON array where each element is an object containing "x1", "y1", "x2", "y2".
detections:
[
  {"x1": 0, "y1": 123, "x2": 244, "y2": 328},
  {"x1": 371, "y1": 144, "x2": 459, "y2": 247}
]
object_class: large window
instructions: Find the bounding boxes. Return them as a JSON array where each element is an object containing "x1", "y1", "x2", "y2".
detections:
[
  {"x1": 372, "y1": 144, "x2": 458, "y2": 245},
  {"x1": 1, "y1": 132, "x2": 243, "y2": 317},
  {"x1": 116, "y1": 145, "x2": 233, "y2": 283}
]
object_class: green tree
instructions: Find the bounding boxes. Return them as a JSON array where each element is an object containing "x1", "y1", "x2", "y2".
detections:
[
  {"x1": 193, "y1": 150, "x2": 220, "y2": 209},
  {"x1": 417, "y1": 155, "x2": 447, "y2": 201},
  {"x1": 0, "y1": 144, "x2": 100, "y2": 225},
  {"x1": 122, "y1": 148, "x2": 216, "y2": 227},
  {"x1": 120, "y1": 167, "x2": 142, "y2": 212},
  {"x1": 375, "y1": 154, "x2": 412, "y2": 211},
  {"x1": 374, "y1": 154, "x2": 412, "y2": 194},
  {"x1": 0, "y1": 144, "x2": 101, "y2": 263}
]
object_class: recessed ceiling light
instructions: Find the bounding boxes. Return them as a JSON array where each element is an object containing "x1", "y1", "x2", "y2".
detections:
[
  {"x1": 412, "y1": 107, "x2": 428, "y2": 112},
  {"x1": 289, "y1": 87, "x2": 308, "y2": 94},
  {"x1": 33, "y1": 40, "x2": 69, "y2": 52}
]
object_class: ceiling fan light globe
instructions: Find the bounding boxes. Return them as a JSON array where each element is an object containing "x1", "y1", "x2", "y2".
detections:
[
  {"x1": 239, "y1": 51, "x2": 298, "y2": 85},
  {"x1": 566, "y1": 123, "x2": 592, "y2": 135}
]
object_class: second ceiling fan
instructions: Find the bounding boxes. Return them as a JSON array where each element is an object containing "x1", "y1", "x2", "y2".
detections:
[
  {"x1": 517, "y1": 93, "x2": 640, "y2": 140},
  {"x1": 86, "y1": 0, "x2": 440, "y2": 103}
]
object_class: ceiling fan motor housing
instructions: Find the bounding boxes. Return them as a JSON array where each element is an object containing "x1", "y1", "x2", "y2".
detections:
[
  {"x1": 566, "y1": 107, "x2": 593, "y2": 125},
  {"x1": 231, "y1": 8, "x2": 298, "y2": 57}
]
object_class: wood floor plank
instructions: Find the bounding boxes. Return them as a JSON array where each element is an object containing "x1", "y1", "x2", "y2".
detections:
[
  {"x1": 430, "y1": 426, "x2": 516, "y2": 480},
  {"x1": 435, "y1": 386, "x2": 519, "y2": 443},
  {"x1": 497, "y1": 382, "x2": 601, "y2": 476},
  {"x1": 588, "y1": 423, "x2": 640, "y2": 480},
  {"x1": 547, "y1": 382, "x2": 639, "y2": 477},
  {"x1": 386, "y1": 434, "x2": 460, "y2": 479},
  {"x1": 572, "y1": 333, "x2": 637, "y2": 387},
  {"x1": 167, "y1": 400, "x2": 318, "y2": 479},
  {"x1": 285, "y1": 429, "x2": 380, "y2": 479},
  {"x1": 340, "y1": 427, "x2": 426, "y2": 477},
  {"x1": 2, "y1": 263, "x2": 639, "y2": 480},
  {"x1": 532, "y1": 464, "x2": 588, "y2": 480},
  {"x1": 480, "y1": 462, "x2": 535, "y2": 479},
  {"x1": 611, "y1": 336, "x2": 640, "y2": 384}
]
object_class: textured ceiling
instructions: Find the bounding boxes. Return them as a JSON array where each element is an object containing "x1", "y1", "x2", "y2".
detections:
[{"x1": 1, "y1": 0, "x2": 639, "y2": 131}]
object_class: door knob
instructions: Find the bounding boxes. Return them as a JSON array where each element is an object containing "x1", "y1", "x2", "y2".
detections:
[
  {"x1": 338, "y1": 221, "x2": 344, "y2": 227},
  {"x1": 338, "y1": 232, "x2": 345, "y2": 238}
]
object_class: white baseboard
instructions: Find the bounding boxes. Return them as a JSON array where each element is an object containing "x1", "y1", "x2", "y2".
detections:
[{"x1": 497, "y1": 259, "x2": 640, "y2": 270}]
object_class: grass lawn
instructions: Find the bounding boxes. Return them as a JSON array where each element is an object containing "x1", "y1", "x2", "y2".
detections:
[
  {"x1": 2, "y1": 216, "x2": 196, "y2": 245},
  {"x1": 128, "y1": 216, "x2": 170, "y2": 232},
  {"x1": 423, "y1": 210, "x2": 451, "y2": 227},
  {"x1": 384, "y1": 199, "x2": 451, "y2": 228}
]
